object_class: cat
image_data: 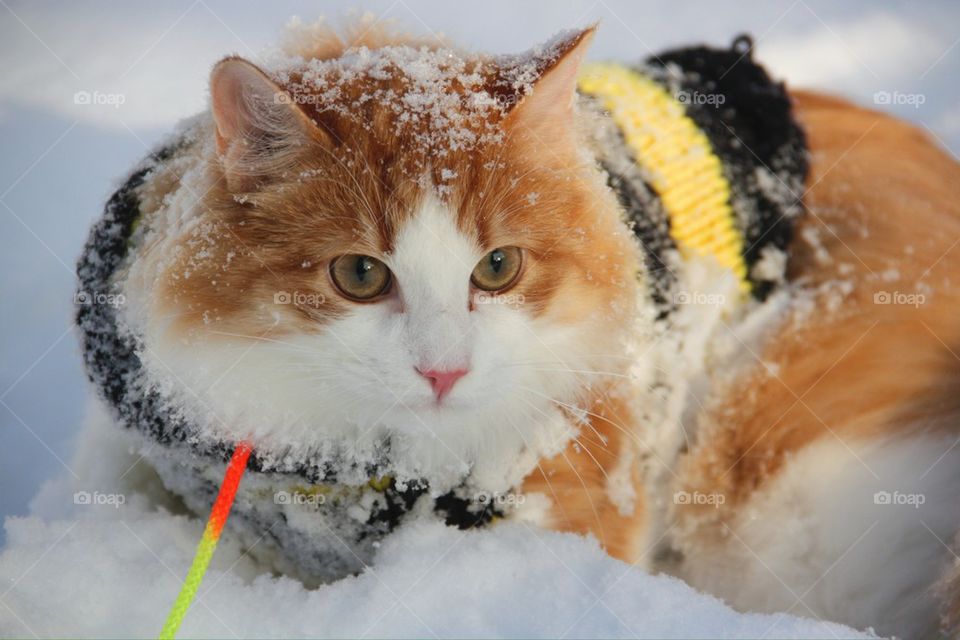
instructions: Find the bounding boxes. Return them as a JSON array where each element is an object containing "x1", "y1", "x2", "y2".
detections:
[{"x1": 75, "y1": 18, "x2": 960, "y2": 638}]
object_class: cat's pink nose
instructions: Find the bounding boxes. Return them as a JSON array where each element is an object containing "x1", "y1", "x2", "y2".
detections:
[{"x1": 417, "y1": 367, "x2": 469, "y2": 401}]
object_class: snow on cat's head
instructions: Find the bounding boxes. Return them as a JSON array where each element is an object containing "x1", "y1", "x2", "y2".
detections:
[{"x1": 129, "y1": 24, "x2": 641, "y2": 493}]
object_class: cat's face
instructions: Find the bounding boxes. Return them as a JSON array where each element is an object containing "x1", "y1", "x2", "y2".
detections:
[{"x1": 134, "y1": 28, "x2": 641, "y2": 491}]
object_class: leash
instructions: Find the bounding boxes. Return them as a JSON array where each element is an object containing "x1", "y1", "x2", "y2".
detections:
[{"x1": 159, "y1": 441, "x2": 252, "y2": 639}]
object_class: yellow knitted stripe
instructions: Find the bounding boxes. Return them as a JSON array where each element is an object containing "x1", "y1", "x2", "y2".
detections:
[{"x1": 578, "y1": 62, "x2": 749, "y2": 292}]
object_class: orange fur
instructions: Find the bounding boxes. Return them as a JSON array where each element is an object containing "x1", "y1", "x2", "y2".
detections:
[
  {"x1": 675, "y1": 91, "x2": 960, "y2": 509},
  {"x1": 667, "y1": 91, "x2": 960, "y2": 633},
  {"x1": 138, "y1": 22, "x2": 960, "y2": 631},
  {"x1": 146, "y1": 26, "x2": 647, "y2": 561},
  {"x1": 521, "y1": 86, "x2": 960, "y2": 629},
  {"x1": 157, "y1": 27, "x2": 638, "y2": 345},
  {"x1": 521, "y1": 383, "x2": 648, "y2": 562}
]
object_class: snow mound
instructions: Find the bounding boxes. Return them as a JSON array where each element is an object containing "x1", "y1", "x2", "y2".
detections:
[
  {"x1": 0, "y1": 487, "x2": 871, "y2": 638},
  {"x1": 0, "y1": 404, "x2": 872, "y2": 638}
]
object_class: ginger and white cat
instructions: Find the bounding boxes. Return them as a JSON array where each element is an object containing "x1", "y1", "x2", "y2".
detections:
[{"x1": 77, "y1": 20, "x2": 960, "y2": 638}]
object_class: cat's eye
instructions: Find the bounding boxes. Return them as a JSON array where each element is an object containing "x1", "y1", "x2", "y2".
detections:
[
  {"x1": 329, "y1": 254, "x2": 392, "y2": 301},
  {"x1": 471, "y1": 246, "x2": 523, "y2": 291}
]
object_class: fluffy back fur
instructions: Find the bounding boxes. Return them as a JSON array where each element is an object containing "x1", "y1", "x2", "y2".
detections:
[{"x1": 667, "y1": 90, "x2": 960, "y2": 637}]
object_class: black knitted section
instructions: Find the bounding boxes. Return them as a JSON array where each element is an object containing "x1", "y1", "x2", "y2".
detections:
[
  {"x1": 644, "y1": 35, "x2": 808, "y2": 299},
  {"x1": 577, "y1": 94, "x2": 678, "y2": 316},
  {"x1": 601, "y1": 160, "x2": 677, "y2": 315},
  {"x1": 76, "y1": 146, "x2": 175, "y2": 441}
]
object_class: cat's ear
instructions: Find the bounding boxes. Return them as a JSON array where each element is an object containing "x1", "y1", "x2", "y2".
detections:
[
  {"x1": 502, "y1": 26, "x2": 596, "y2": 149},
  {"x1": 210, "y1": 57, "x2": 322, "y2": 192}
]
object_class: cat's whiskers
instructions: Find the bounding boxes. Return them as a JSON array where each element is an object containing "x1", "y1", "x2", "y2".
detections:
[
  {"x1": 209, "y1": 329, "x2": 381, "y2": 361},
  {"x1": 299, "y1": 176, "x2": 384, "y2": 232},
  {"x1": 517, "y1": 389, "x2": 611, "y2": 452},
  {"x1": 513, "y1": 366, "x2": 634, "y2": 379},
  {"x1": 475, "y1": 139, "x2": 514, "y2": 220},
  {"x1": 504, "y1": 353, "x2": 639, "y2": 365},
  {"x1": 518, "y1": 396, "x2": 612, "y2": 469},
  {"x1": 517, "y1": 384, "x2": 662, "y2": 467},
  {"x1": 513, "y1": 384, "x2": 611, "y2": 449},
  {"x1": 504, "y1": 357, "x2": 672, "y2": 378},
  {"x1": 556, "y1": 446, "x2": 607, "y2": 547},
  {"x1": 311, "y1": 139, "x2": 383, "y2": 227},
  {"x1": 355, "y1": 144, "x2": 386, "y2": 213},
  {"x1": 501, "y1": 404, "x2": 580, "y2": 533}
]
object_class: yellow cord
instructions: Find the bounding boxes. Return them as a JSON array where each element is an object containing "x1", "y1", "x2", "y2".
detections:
[{"x1": 159, "y1": 522, "x2": 220, "y2": 639}]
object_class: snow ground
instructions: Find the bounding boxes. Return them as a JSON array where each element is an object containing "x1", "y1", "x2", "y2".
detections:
[
  {"x1": 0, "y1": 404, "x2": 873, "y2": 639},
  {"x1": 1, "y1": 482, "x2": 871, "y2": 638}
]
